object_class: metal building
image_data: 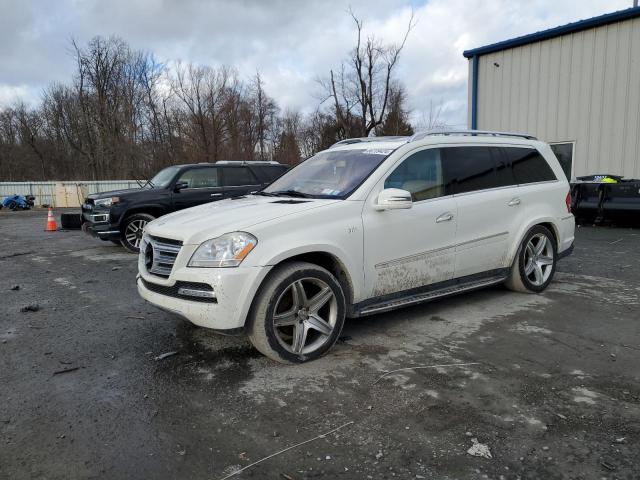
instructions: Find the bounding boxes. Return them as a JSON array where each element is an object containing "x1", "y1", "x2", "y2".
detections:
[{"x1": 463, "y1": 7, "x2": 640, "y2": 180}]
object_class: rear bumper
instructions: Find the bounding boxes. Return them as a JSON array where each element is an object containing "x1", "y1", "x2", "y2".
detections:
[
  {"x1": 558, "y1": 242, "x2": 574, "y2": 260},
  {"x1": 557, "y1": 214, "x2": 575, "y2": 259}
]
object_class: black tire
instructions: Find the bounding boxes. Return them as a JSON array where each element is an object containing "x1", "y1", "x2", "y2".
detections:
[
  {"x1": 60, "y1": 213, "x2": 83, "y2": 229},
  {"x1": 505, "y1": 225, "x2": 557, "y2": 293},
  {"x1": 247, "y1": 261, "x2": 346, "y2": 364},
  {"x1": 120, "y1": 213, "x2": 155, "y2": 253}
]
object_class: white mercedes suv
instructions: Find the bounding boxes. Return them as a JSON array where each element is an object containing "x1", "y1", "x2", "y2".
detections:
[{"x1": 137, "y1": 131, "x2": 575, "y2": 363}]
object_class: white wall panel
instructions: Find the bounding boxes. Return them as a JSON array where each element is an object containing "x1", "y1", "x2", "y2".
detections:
[{"x1": 472, "y1": 17, "x2": 640, "y2": 179}]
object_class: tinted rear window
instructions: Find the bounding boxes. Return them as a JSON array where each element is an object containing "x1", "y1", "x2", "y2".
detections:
[
  {"x1": 504, "y1": 148, "x2": 556, "y2": 184},
  {"x1": 252, "y1": 165, "x2": 288, "y2": 182},
  {"x1": 442, "y1": 146, "x2": 508, "y2": 194},
  {"x1": 221, "y1": 167, "x2": 258, "y2": 186}
]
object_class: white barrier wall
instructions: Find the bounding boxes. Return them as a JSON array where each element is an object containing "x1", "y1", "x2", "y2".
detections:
[{"x1": 0, "y1": 181, "x2": 142, "y2": 208}]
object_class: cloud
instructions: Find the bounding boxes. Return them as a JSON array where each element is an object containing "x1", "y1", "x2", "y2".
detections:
[
  {"x1": 0, "y1": 0, "x2": 632, "y2": 126},
  {"x1": 0, "y1": 84, "x2": 40, "y2": 109}
]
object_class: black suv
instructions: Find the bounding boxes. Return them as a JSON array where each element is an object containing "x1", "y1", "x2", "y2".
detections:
[{"x1": 81, "y1": 161, "x2": 288, "y2": 252}]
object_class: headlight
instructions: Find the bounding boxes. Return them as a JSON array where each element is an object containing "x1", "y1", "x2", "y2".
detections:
[
  {"x1": 94, "y1": 197, "x2": 120, "y2": 208},
  {"x1": 188, "y1": 232, "x2": 257, "y2": 268}
]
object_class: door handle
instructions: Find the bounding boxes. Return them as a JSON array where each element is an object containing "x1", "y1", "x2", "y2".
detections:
[
  {"x1": 508, "y1": 198, "x2": 521, "y2": 206},
  {"x1": 436, "y1": 212, "x2": 454, "y2": 223},
  {"x1": 210, "y1": 193, "x2": 223, "y2": 197}
]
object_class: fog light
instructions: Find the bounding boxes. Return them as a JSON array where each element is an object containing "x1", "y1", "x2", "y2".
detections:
[{"x1": 177, "y1": 287, "x2": 216, "y2": 299}]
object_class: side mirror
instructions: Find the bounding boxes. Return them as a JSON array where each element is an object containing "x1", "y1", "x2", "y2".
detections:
[
  {"x1": 375, "y1": 188, "x2": 412, "y2": 211},
  {"x1": 174, "y1": 181, "x2": 188, "y2": 192}
]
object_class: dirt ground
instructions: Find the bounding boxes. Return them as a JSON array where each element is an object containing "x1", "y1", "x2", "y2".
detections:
[{"x1": 1, "y1": 209, "x2": 639, "y2": 480}]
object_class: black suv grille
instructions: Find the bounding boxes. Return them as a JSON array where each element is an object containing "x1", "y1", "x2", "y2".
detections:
[{"x1": 140, "y1": 278, "x2": 216, "y2": 303}]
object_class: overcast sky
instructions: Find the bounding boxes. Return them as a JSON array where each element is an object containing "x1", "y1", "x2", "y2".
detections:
[{"x1": 0, "y1": 0, "x2": 632, "y2": 127}]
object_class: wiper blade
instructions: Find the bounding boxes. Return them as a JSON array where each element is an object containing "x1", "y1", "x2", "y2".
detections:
[
  {"x1": 252, "y1": 191, "x2": 279, "y2": 197},
  {"x1": 270, "y1": 190, "x2": 313, "y2": 198}
]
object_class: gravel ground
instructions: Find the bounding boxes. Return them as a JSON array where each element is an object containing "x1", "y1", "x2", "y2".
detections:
[{"x1": 1, "y1": 209, "x2": 639, "y2": 480}]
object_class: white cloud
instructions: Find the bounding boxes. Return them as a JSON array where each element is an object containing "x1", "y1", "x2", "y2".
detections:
[
  {"x1": 0, "y1": 0, "x2": 632, "y2": 126},
  {"x1": 0, "y1": 84, "x2": 39, "y2": 109}
]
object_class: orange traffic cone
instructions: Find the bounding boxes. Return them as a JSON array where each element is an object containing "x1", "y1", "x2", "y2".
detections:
[{"x1": 45, "y1": 208, "x2": 58, "y2": 232}]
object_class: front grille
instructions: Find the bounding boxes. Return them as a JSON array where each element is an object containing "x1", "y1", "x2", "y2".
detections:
[
  {"x1": 140, "y1": 278, "x2": 216, "y2": 303},
  {"x1": 142, "y1": 235, "x2": 183, "y2": 278}
]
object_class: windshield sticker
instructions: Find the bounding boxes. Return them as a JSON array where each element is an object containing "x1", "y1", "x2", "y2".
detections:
[
  {"x1": 362, "y1": 149, "x2": 393, "y2": 155},
  {"x1": 321, "y1": 188, "x2": 341, "y2": 195}
]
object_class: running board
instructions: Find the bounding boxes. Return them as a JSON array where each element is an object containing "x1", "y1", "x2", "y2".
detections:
[{"x1": 356, "y1": 274, "x2": 507, "y2": 317}]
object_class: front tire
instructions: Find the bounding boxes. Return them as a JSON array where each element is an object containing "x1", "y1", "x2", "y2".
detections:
[
  {"x1": 120, "y1": 213, "x2": 155, "y2": 253},
  {"x1": 505, "y1": 225, "x2": 557, "y2": 293},
  {"x1": 247, "y1": 261, "x2": 346, "y2": 364}
]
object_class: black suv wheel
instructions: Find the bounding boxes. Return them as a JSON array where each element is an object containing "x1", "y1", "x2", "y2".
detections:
[{"x1": 121, "y1": 213, "x2": 155, "y2": 253}]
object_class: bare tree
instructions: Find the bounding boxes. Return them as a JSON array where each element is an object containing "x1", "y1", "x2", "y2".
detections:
[
  {"x1": 0, "y1": 32, "x2": 427, "y2": 182},
  {"x1": 415, "y1": 100, "x2": 450, "y2": 131},
  {"x1": 14, "y1": 103, "x2": 47, "y2": 179},
  {"x1": 375, "y1": 85, "x2": 414, "y2": 136},
  {"x1": 251, "y1": 72, "x2": 277, "y2": 160},
  {"x1": 321, "y1": 8, "x2": 415, "y2": 138}
]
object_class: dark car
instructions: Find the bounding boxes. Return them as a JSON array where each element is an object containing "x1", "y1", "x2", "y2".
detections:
[{"x1": 81, "y1": 161, "x2": 288, "y2": 252}]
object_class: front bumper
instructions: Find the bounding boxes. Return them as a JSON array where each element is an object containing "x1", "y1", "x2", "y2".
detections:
[
  {"x1": 137, "y1": 263, "x2": 270, "y2": 330},
  {"x1": 81, "y1": 210, "x2": 121, "y2": 241}
]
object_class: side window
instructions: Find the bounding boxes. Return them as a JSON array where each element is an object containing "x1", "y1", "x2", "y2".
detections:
[
  {"x1": 177, "y1": 167, "x2": 219, "y2": 188},
  {"x1": 442, "y1": 146, "x2": 508, "y2": 194},
  {"x1": 494, "y1": 148, "x2": 516, "y2": 188},
  {"x1": 504, "y1": 148, "x2": 557, "y2": 184},
  {"x1": 549, "y1": 143, "x2": 573, "y2": 180},
  {"x1": 222, "y1": 167, "x2": 257, "y2": 186},
  {"x1": 384, "y1": 148, "x2": 445, "y2": 202}
]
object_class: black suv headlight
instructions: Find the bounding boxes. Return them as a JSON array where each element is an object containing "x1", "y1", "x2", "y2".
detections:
[{"x1": 94, "y1": 197, "x2": 120, "y2": 208}]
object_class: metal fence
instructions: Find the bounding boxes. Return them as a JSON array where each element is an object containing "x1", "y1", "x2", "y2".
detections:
[{"x1": 0, "y1": 181, "x2": 141, "y2": 208}]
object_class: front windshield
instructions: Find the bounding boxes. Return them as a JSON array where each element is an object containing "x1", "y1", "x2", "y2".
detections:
[
  {"x1": 149, "y1": 166, "x2": 181, "y2": 188},
  {"x1": 263, "y1": 148, "x2": 394, "y2": 198}
]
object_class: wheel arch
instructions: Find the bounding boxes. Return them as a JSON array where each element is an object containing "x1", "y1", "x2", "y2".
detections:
[
  {"x1": 245, "y1": 248, "x2": 358, "y2": 330},
  {"x1": 507, "y1": 217, "x2": 560, "y2": 266},
  {"x1": 119, "y1": 206, "x2": 166, "y2": 226},
  {"x1": 279, "y1": 251, "x2": 355, "y2": 312}
]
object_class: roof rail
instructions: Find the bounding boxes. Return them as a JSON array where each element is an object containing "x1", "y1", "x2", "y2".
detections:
[
  {"x1": 410, "y1": 130, "x2": 538, "y2": 141},
  {"x1": 329, "y1": 136, "x2": 409, "y2": 148},
  {"x1": 215, "y1": 160, "x2": 281, "y2": 165}
]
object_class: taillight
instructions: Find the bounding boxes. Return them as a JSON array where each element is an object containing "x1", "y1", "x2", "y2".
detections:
[{"x1": 565, "y1": 191, "x2": 572, "y2": 213}]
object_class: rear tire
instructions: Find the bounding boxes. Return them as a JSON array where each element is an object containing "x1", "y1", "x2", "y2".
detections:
[
  {"x1": 247, "y1": 261, "x2": 346, "y2": 364},
  {"x1": 120, "y1": 213, "x2": 155, "y2": 253},
  {"x1": 505, "y1": 225, "x2": 557, "y2": 293}
]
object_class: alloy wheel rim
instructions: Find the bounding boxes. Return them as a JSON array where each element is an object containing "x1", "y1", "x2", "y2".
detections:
[
  {"x1": 272, "y1": 277, "x2": 338, "y2": 355},
  {"x1": 524, "y1": 233, "x2": 554, "y2": 286},
  {"x1": 125, "y1": 219, "x2": 147, "y2": 249}
]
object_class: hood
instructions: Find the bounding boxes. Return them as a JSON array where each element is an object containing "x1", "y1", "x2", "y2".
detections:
[
  {"x1": 87, "y1": 187, "x2": 151, "y2": 200},
  {"x1": 146, "y1": 195, "x2": 339, "y2": 245}
]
